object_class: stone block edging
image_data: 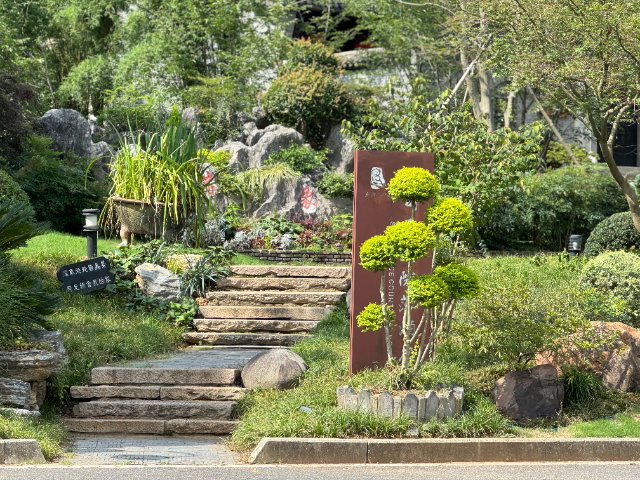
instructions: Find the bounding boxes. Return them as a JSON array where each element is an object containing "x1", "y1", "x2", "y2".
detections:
[
  {"x1": 0, "y1": 439, "x2": 45, "y2": 464},
  {"x1": 237, "y1": 250, "x2": 351, "y2": 264},
  {"x1": 249, "y1": 437, "x2": 640, "y2": 464}
]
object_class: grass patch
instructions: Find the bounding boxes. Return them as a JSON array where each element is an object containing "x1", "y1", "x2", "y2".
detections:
[
  {"x1": 0, "y1": 406, "x2": 68, "y2": 461},
  {"x1": 568, "y1": 414, "x2": 640, "y2": 437}
]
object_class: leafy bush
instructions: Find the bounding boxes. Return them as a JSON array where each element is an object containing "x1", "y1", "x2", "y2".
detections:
[
  {"x1": 317, "y1": 171, "x2": 353, "y2": 198},
  {"x1": 259, "y1": 215, "x2": 304, "y2": 236},
  {"x1": 264, "y1": 144, "x2": 326, "y2": 174},
  {"x1": 0, "y1": 168, "x2": 34, "y2": 219},
  {"x1": 281, "y1": 39, "x2": 339, "y2": 74},
  {"x1": 584, "y1": 212, "x2": 640, "y2": 257},
  {"x1": 57, "y1": 55, "x2": 113, "y2": 116},
  {"x1": 100, "y1": 86, "x2": 160, "y2": 134},
  {"x1": 481, "y1": 166, "x2": 628, "y2": 251},
  {"x1": 580, "y1": 251, "x2": 640, "y2": 327},
  {"x1": 262, "y1": 66, "x2": 355, "y2": 145},
  {"x1": 545, "y1": 141, "x2": 593, "y2": 169}
]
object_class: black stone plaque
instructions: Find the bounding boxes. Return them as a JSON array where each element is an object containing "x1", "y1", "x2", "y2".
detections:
[{"x1": 57, "y1": 256, "x2": 114, "y2": 293}]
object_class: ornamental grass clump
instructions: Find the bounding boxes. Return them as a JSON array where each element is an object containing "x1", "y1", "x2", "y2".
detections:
[{"x1": 357, "y1": 167, "x2": 478, "y2": 375}]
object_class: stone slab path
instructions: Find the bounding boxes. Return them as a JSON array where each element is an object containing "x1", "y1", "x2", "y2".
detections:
[
  {"x1": 120, "y1": 348, "x2": 262, "y2": 370},
  {"x1": 67, "y1": 434, "x2": 238, "y2": 465}
]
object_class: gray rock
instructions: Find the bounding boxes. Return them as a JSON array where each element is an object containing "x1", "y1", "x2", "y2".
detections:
[
  {"x1": 250, "y1": 125, "x2": 304, "y2": 168},
  {"x1": 393, "y1": 397, "x2": 402, "y2": 418},
  {"x1": 324, "y1": 124, "x2": 354, "y2": 174},
  {"x1": 494, "y1": 364, "x2": 565, "y2": 420},
  {"x1": 0, "y1": 378, "x2": 30, "y2": 409},
  {"x1": 252, "y1": 106, "x2": 271, "y2": 130},
  {"x1": 135, "y1": 263, "x2": 181, "y2": 302},
  {"x1": 31, "y1": 330, "x2": 66, "y2": 356},
  {"x1": 425, "y1": 390, "x2": 438, "y2": 420},
  {"x1": 357, "y1": 389, "x2": 371, "y2": 411},
  {"x1": 219, "y1": 141, "x2": 252, "y2": 173},
  {"x1": 29, "y1": 380, "x2": 46, "y2": 410},
  {"x1": 343, "y1": 386, "x2": 358, "y2": 411},
  {"x1": 418, "y1": 395, "x2": 427, "y2": 422},
  {"x1": 403, "y1": 392, "x2": 418, "y2": 420},
  {"x1": 406, "y1": 426, "x2": 420, "y2": 438},
  {"x1": 0, "y1": 408, "x2": 41, "y2": 419},
  {"x1": 345, "y1": 289, "x2": 351, "y2": 313},
  {"x1": 241, "y1": 348, "x2": 308, "y2": 390},
  {"x1": 0, "y1": 350, "x2": 64, "y2": 381},
  {"x1": 379, "y1": 390, "x2": 394, "y2": 418},
  {"x1": 371, "y1": 394, "x2": 379, "y2": 414},
  {"x1": 181, "y1": 107, "x2": 198, "y2": 126},
  {"x1": 336, "y1": 386, "x2": 348, "y2": 408}
]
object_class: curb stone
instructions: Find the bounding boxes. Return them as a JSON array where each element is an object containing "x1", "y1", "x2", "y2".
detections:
[
  {"x1": 249, "y1": 437, "x2": 640, "y2": 464},
  {"x1": 0, "y1": 439, "x2": 45, "y2": 464}
]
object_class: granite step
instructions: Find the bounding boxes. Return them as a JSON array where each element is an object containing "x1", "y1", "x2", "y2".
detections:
[
  {"x1": 63, "y1": 418, "x2": 238, "y2": 435},
  {"x1": 193, "y1": 318, "x2": 318, "y2": 333},
  {"x1": 229, "y1": 265, "x2": 351, "y2": 278},
  {"x1": 90, "y1": 367, "x2": 240, "y2": 386},
  {"x1": 183, "y1": 332, "x2": 309, "y2": 347},
  {"x1": 204, "y1": 291, "x2": 345, "y2": 307},
  {"x1": 199, "y1": 306, "x2": 331, "y2": 320},
  {"x1": 72, "y1": 399, "x2": 234, "y2": 419},
  {"x1": 70, "y1": 385, "x2": 245, "y2": 401},
  {"x1": 216, "y1": 277, "x2": 350, "y2": 292}
]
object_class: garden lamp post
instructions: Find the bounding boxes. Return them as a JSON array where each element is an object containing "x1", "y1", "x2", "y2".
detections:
[
  {"x1": 83, "y1": 209, "x2": 100, "y2": 259},
  {"x1": 568, "y1": 234, "x2": 583, "y2": 258}
]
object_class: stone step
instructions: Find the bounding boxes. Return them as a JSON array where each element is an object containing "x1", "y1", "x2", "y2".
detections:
[
  {"x1": 229, "y1": 265, "x2": 351, "y2": 278},
  {"x1": 193, "y1": 318, "x2": 318, "y2": 333},
  {"x1": 199, "y1": 306, "x2": 330, "y2": 320},
  {"x1": 204, "y1": 291, "x2": 344, "y2": 307},
  {"x1": 63, "y1": 418, "x2": 238, "y2": 435},
  {"x1": 183, "y1": 332, "x2": 309, "y2": 347},
  {"x1": 70, "y1": 385, "x2": 245, "y2": 401},
  {"x1": 90, "y1": 367, "x2": 239, "y2": 386},
  {"x1": 72, "y1": 400, "x2": 234, "y2": 419},
  {"x1": 216, "y1": 277, "x2": 350, "y2": 292}
]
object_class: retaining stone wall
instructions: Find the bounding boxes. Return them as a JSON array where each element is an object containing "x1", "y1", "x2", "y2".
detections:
[
  {"x1": 336, "y1": 386, "x2": 463, "y2": 422},
  {"x1": 237, "y1": 250, "x2": 351, "y2": 264}
]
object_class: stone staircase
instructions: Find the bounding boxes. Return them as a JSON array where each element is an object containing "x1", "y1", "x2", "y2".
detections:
[
  {"x1": 64, "y1": 365, "x2": 244, "y2": 435},
  {"x1": 183, "y1": 265, "x2": 351, "y2": 347}
]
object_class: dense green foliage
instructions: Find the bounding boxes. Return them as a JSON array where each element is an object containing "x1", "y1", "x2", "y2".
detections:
[
  {"x1": 584, "y1": 212, "x2": 640, "y2": 257},
  {"x1": 387, "y1": 167, "x2": 439, "y2": 204},
  {"x1": 428, "y1": 198, "x2": 474, "y2": 234},
  {"x1": 317, "y1": 171, "x2": 353, "y2": 198},
  {"x1": 0, "y1": 168, "x2": 34, "y2": 219},
  {"x1": 482, "y1": 166, "x2": 628, "y2": 251},
  {"x1": 384, "y1": 221, "x2": 436, "y2": 261},
  {"x1": 0, "y1": 201, "x2": 46, "y2": 253},
  {"x1": 359, "y1": 235, "x2": 396, "y2": 271},
  {"x1": 265, "y1": 144, "x2": 327, "y2": 174}
]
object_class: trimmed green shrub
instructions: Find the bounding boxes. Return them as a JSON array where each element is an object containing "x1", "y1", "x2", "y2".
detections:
[
  {"x1": 264, "y1": 144, "x2": 326, "y2": 174},
  {"x1": 317, "y1": 171, "x2": 353, "y2": 198},
  {"x1": 0, "y1": 169, "x2": 34, "y2": 219},
  {"x1": 388, "y1": 167, "x2": 439, "y2": 204},
  {"x1": 580, "y1": 251, "x2": 640, "y2": 327},
  {"x1": 428, "y1": 198, "x2": 473, "y2": 234},
  {"x1": 384, "y1": 220, "x2": 436, "y2": 261},
  {"x1": 584, "y1": 212, "x2": 640, "y2": 257}
]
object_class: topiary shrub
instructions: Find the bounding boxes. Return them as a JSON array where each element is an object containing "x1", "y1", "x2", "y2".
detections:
[
  {"x1": 584, "y1": 212, "x2": 640, "y2": 257},
  {"x1": 0, "y1": 168, "x2": 35, "y2": 220},
  {"x1": 580, "y1": 251, "x2": 640, "y2": 326}
]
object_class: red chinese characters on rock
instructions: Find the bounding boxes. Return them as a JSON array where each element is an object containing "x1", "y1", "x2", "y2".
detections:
[
  {"x1": 202, "y1": 170, "x2": 217, "y2": 197},
  {"x1": 301, "y1": 183, "x2": 317, "y2": 214}
]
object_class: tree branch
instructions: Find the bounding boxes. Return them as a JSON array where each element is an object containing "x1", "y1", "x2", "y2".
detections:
[{"x1": 393, "y1": 0, "x2": 455, "y2": 14}]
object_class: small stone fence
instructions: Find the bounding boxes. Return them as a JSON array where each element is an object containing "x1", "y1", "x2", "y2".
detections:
[
  {"x1": 237, "y1": 250, "x2": 351, "y2": 264},
  {"x1": 336, "y1": 385, "x2": 464, "y2": 422}
]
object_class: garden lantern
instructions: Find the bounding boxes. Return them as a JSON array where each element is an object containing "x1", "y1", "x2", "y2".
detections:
[
  {"x1": 568, "y1": 234, "x2": 583, "y2": 258},
  {"x1": 83, "y1": 209, "x2": 100, "y2": 259}
]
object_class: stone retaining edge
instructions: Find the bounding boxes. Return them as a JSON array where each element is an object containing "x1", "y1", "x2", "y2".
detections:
[
  {"x1": 249, "y1": 437, "x2": 640, "y2": 464},
  {"x1": 0, "y1": 439, "x2": 46, "y2": 464},
  {"x1": 237, "y1": 250, "x2": 351, "y2": 264}
]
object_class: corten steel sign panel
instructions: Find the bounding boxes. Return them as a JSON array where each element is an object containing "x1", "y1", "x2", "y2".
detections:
[{"x1": 350, "y1": 150, "x2": 435, "y2": 374}]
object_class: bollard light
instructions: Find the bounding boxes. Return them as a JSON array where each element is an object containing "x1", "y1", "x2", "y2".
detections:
[
  {"x1": 83, "y1": 209, "x2": 100, "y2": 259},
  {"x1": 568, "y1": 234, "x2": 583, "y2": 258}
]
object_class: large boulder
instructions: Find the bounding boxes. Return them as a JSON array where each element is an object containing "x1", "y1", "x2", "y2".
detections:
[
  {"x1": 493, "y1": 364, "x2": 564, "y2": 420},
  {"x1": 0, "y1": 350, "x2": 64, "y2": 382},
  {"x1": 35, "y1": 109, "x2": 114, "y2": 178},
  {"x1": 135, "y1": 263, "x2": 181, "y2": 302},
  {"x1": 324, "y1": 124, "x2": 354, "y2": 174},
  {"x1": 32, "y1": 330, "x2": 66, "y2": 356},
  {"x1": 0, "y1": 378, "x2": 30, "y2": 409},
  {"x1": 241, "y1": 349, "x2": 308, "y2": 390},
  {"x1": 222, "y1": 141, "x2": 252, "y2": 172},
  {"x1": 537, "y1": 322, "x2": 640, "y2": 392},
  {"x1": 250, "y1": 125, "x2": 304, "y2": 168}
]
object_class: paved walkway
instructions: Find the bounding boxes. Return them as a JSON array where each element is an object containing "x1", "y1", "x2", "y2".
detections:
[
  {"x1": 118, "y1": 347, "x2": 263, "y2": 369},
  {"x1": 67, "y1": 434, "x2": 239, "y2": 465}
]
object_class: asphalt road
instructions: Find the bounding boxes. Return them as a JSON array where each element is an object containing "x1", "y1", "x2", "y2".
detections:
[{"x1": 2, "y1": 463, "x2": 640, "y2": 480}]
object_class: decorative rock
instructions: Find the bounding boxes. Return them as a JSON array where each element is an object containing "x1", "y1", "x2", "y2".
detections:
[
  {"x1": 537, "y1": 322, "x2": 640, "y2": 392},
  {"x1": 393, "y1": 397, "x2": 402, "y2": 418},
  {"x1": 371, "y1": 394, "x2": 379, "y2": 414},
  {"x1": 403, "y1": 392, "x2": 418, "y2": 419},
  {"x1": 336, "y1": 386, "x2": 347, "y2": 408},
  {"x1": 493, "y1": 364, "x2": 565, "y2": 420},
  {"x1": 406, "y1": 426, "x2": 420, "y2": 438},
  {"x1": 135, "y1": 263, "x2": 181, "y2": 302},
  {"x1": 29, "y1": 380, "x2": 46, "y2": 410},
  {"x1": 241, "y1": 348, "x2": 308, "y2": 390},
  {"x1": 379, "y1": 391, "x2": 394, "y2": 418},
  {"x1": 357, "y1": 389, "x2": 371, "y2": 411},
  {"x1": 250, "y1": 125, "x2": 304, "y2": 168},
  {"x1": 32, "y1": 330, "x2": 66, "y2": 356},
  {"x1": 324, "y1": 124, "x2": 354, "y2": 174},
  {"x1": 0, "y1": 408, "x2": 41, "y2": 419},
  {"x1": 0, "y1": 350, "x2": 64, "y2": 381},
  {"x1": 344, "y1": 386, "x2": 358, "y2": 411},
  {"x1": 425, "y1": 390, "x2": 438, "y2": 420},
  {"x1": 0, "y1": 378, "x2": 30, "y2": 409}
]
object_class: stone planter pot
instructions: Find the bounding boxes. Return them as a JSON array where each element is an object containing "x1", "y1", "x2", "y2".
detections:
[
  {"x1": 336, "y1": 385, "x2": 464, "y2": 422},
  {"x1": 112, "y1": 197, "x2": 181, "y2": 246}
]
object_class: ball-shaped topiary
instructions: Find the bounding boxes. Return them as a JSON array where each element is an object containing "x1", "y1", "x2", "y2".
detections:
[
  {"x1": 427, "y1": 198, "x2": 473, "y2": 234},
  {"x1": 387, "y1": 167, "x2": 439, "y2": 204},
  {"x1": 580, "y1": 251, "x2": 640, "y2": 326},
  {"x1": 357, "y1": 302, "x2": 395, "y2": 332},
  {"x1": 360, "y1": 235, "x2": 397, "y2": 272},
  {"x1": 384, "y1": 220, "x2": 436, "y2": 261},
  {"x1": 433, "y1": 263, "x2": 480, "y2": 299},
  {"x1": 407, "y1": 274, "x2": 450, "y2": 308},
  {"x1": 584, "y1": 212, "x2": 640, "y2": 257},
  {"x1": 0, "y1": 168, "x2": 34, "y2": 220}
]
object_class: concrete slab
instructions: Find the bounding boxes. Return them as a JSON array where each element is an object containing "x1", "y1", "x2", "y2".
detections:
[
  {"x1": 1, "y1": 439, "x2": 45, "y2": 464},
  {"x1": 249, "y1": 438, "x2": 368, "y2": 464},
  {"x1": 91, "y1": 368, "x2": 239, "y2": 386}
]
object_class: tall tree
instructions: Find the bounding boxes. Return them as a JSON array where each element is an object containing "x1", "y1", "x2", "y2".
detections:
[{"x1": 478, "y1": 0, "x2": 640, "y2": 233}]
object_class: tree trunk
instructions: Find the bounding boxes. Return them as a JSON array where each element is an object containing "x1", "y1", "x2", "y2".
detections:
[
  {"x1": 460, "y1": 48, "x2": 482, "y2": 121},
  {"x1": 478, "y1": 64, "x2": 495, "y2": 131},
  {"x1": 504, "y1": 90, "x2": 517, "y2": 129}
]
